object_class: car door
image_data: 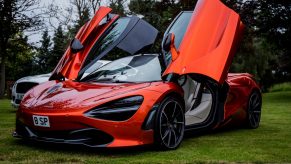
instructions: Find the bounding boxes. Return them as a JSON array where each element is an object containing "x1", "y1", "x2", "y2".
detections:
[
  {"x1": 50, "y1": 7, "x2": 114, "y2": 81},
  {"x1": 162, "y1": 0, "x2": 245, "y2": 84},
  {"x1": 50, "y1": 7, "x2": 158, "y2": 81}
]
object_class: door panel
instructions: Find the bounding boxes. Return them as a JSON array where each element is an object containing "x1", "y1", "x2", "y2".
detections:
[
  {"x1": 163, "y1": 0, "x2": 245, "y2": 84},
  {"x1": 50, "y1": 7, "x2": 115, "y2": 80},
  {"x1": 76, "y1": 16, "x2": 159, "y2": 79},
  {"x1": 50, "y1": 7, "x2": 158, "y2": 81},
  {"x1": 162, "y1": 12, "x2": 193, "y2": 65}
]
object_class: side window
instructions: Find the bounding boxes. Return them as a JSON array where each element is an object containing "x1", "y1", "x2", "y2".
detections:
[
  {"x1": 83, "y1": 18, "x2": 130, "y2": 69},
  {"x1": 166, "y1": 12, "x2": 193, "y2": 49},
  {"x1": 164, "y1": 12, "x2": 192, "y2": 65}
]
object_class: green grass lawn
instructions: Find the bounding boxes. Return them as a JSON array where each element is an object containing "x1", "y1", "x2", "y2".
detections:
[
  {"x1": 270, "y1": 82, "x2": 291, "y2": 92},
  {"x1": 1, "y1": 91, "x2": 291, "y2": 163}
]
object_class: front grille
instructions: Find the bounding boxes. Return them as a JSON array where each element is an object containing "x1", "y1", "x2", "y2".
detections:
[
  {"x1": 16, "y1": 82, "x2": 38, "y2": 93},
  {"x1": 15, "y1": 99, "x2": 21, "y2": 105},
  {"x1": 15, "y1": 120, "x2": 114, "y2": 147}
]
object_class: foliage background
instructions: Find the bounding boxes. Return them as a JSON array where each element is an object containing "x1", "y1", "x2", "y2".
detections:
[{"x1": 0, "y1": 0, "x2": 290, "y2": 97}]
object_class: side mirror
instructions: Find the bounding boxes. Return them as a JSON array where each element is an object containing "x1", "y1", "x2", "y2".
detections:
[
  {"x1": 162, "y1": 33, "x2": 179, "y2": 61},
  {"x1": 162, "y1": 33, "x2": 174, "y2": 52},
  {"x1": 70, "y1": 38, "x2": 84, "y2": 53}
]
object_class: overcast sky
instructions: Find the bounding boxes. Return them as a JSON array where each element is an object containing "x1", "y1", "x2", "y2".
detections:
[{"x1": 27, "y1": 0, "x2": 112, "y2": 45}]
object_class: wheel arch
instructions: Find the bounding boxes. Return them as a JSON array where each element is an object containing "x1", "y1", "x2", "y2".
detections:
[{"x1": 163, "y1": 91, "x2": 185, "y2": 111}]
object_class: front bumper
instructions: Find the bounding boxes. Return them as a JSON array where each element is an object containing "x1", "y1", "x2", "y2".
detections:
[
  {"x1": 11, "y1": 93, "x2": 25, "y2": 108},
  {"x1": 14, "y1": 120, "x2": 113, "y2": 147},
  {"x1": 14, "y1": 111, "x2": 155, "y2": 148},
  {"x1": 14, "y1": 96, "x2": 159, "y2": 148},
  {"x1": 13, "y1": 82, "x2": 175, "y2": 148}
]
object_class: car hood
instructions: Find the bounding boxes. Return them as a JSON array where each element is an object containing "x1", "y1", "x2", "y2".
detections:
[
  {"x1": 21, "y1": 80, "x2": 151, "y2": 111},
  {"x1": 16, "y1": 73, "x2": 52, "y2": 84}
]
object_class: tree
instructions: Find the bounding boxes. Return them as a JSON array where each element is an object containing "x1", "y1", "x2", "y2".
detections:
[
  {"x1": 33, "y1": 29, "x2": 52, "y2": 74},
  {"x1": 71, "y1": 0, "x2": 91, "y2": 28},
  {"x1": 0, "y1": 0, "x2": 42, "y2": 97},
  {"x1": 230, "y1": 29, "x2": 278, "y2": 91},
  {"x1": 6, "y1": 33, "x2": 35, "y2": 81},
  {"x1": 66, "y1": 0, "x2": 92, "y2": 41},
  {"x1": 108, "y1": 0, "x2": 126, "y2": 16},
  {"x1": 128, "y1": 0, "x2": 197, "y2": 51},
  {"x1": 89, "y1": 0, "x2": 101, "y2": 14},
  {"x1": 49, "y1": 25, "x2": 66, "y2": 72},
  {"x1": 224, "y1": 0, "x2": 291, "y2": 89}
]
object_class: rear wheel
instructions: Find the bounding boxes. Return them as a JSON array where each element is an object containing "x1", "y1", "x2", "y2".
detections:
[
  {"x1": 154, "y1": 96, "x2": 185, "y2": 150},
  {"x1": 246, "y1": 90, "x2": 262, "y2": 129}
]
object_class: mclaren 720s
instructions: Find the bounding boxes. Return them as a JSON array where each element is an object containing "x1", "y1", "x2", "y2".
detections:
[{"x1": 14, "y1": 0, "x2": 262, "y2": 150}]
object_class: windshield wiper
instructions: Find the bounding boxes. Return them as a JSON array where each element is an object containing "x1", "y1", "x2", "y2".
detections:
[
  {"x1": 86, "y1": 78, "x2": 114, "y2": 83},
  {"x1": 86, "y1": 78, "x2": 135, "y2": 83},
  {"x1": 113, "y1": 80, "x2": 136, "y2": 83},
  {"x1": 79, "y1": 70, "x2": 106, "y2": 82}
]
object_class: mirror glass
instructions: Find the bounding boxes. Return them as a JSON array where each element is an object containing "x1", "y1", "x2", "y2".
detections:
[
  {"x1": 70, "y1": 38, "x2": 84, "y2": 53},
  {"x1": 162, "y1": 33, "x2": 173, "y2": 52}
]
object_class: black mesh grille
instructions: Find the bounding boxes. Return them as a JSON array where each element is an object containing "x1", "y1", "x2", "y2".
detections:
[
  {"x1": 15, "y1": 99, "x2": 21, "y2": 104},
  {"x1": 16, "y1": 82, "x2": 38, "y2": 93},
  {"x1": 15, "y1": 120, "x2": 114, "y2": 147}
]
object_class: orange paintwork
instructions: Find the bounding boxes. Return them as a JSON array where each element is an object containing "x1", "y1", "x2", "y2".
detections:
[
  {"x1": 16, "y1": 73, "x2": 259, "y2": 147},
  {"x1": 169, "y1": 34, "x2": 180, "y2": 61},
  {"x1": 15, "y1": 2, "x2": 261, "y2": 148},
  {"x1": 224, "y1": 73, "x2": 260, "y2": 122},
  {"x1": 163, "y1": 0, "x2": 245, "y2": 84},
  {"x1": 18, "y1": 81, "x2": 183, "y2": 147},
  {"x1": 51, "y1": 7, "x2": 118, "y2": 80}
]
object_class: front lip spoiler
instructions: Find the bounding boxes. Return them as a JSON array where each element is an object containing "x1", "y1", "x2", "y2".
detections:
[
  {"x1": 13, "y1": 122, "x2": 113, "y2": 148},
  {"x1": 13, "y1": 131, "x2": 109, "y2": 148},
  {"x1": 12, "y1": 131, "x2": 108, "y2": 148}
]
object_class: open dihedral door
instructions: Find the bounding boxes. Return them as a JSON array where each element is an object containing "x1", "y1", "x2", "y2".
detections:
[
  {"x1": 50, "y1": 7, "x2": 114, "y2": 81},
  {"x1": 162, "y1": 0, "x2": 245, "y2": 84},
  {"x1": 50, "y1": 7, "x2": 158, "y2": 81}
]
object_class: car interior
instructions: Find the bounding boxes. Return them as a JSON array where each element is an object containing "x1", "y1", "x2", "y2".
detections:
[{"x1": 178, "y1": 75, "x2": 212, "y2": 126}]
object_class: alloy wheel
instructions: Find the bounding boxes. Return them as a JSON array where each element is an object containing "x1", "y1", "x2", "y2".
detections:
[
  {"x1": 159, "y1": 100, "x2": 185, "y2": 149},
  {"x1": 248, "y1": 91, "x2": 262, "y2": 128}
]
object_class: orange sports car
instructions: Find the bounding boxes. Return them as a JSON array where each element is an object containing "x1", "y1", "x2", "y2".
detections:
[{"x1": 14, "y1": 0, "x2": 262, "y2": 150}]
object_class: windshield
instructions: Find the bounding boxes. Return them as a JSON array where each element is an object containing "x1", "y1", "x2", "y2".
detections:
[
  {"x1": 79, "y1": 60, "x2": 110, "y2": 79},
  {"x1": 81, "y1": 17, "x2": 131, "y2": 68},
  {"x1": 81, "y1": 55, "x2": 162, "y2": 83}
]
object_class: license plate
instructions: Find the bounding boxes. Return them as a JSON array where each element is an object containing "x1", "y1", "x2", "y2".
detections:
[{"x1": 32, "y1": 115, "x2": 50, "y2": 127}]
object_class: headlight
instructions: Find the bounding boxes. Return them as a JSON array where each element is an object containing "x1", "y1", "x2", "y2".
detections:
[{"x1": 84, "y1": 96, "x2": 143, "y2": 121}]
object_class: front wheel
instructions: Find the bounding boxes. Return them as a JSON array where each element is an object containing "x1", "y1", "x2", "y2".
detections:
[
  {"x1": 246, "y1": 90, "x2": 262, "y2": 129},
  {"x1": 154, "y1": 96, "x2": 185, "y2": 150}
]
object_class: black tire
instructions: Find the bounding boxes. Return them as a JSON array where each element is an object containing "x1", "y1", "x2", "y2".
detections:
[
  {"x1": 246, "y1": 90, "x2": 262, "y2": 129},
  {"x1": 154, "y1": 96, "x2": 185, "y2": 150}
]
